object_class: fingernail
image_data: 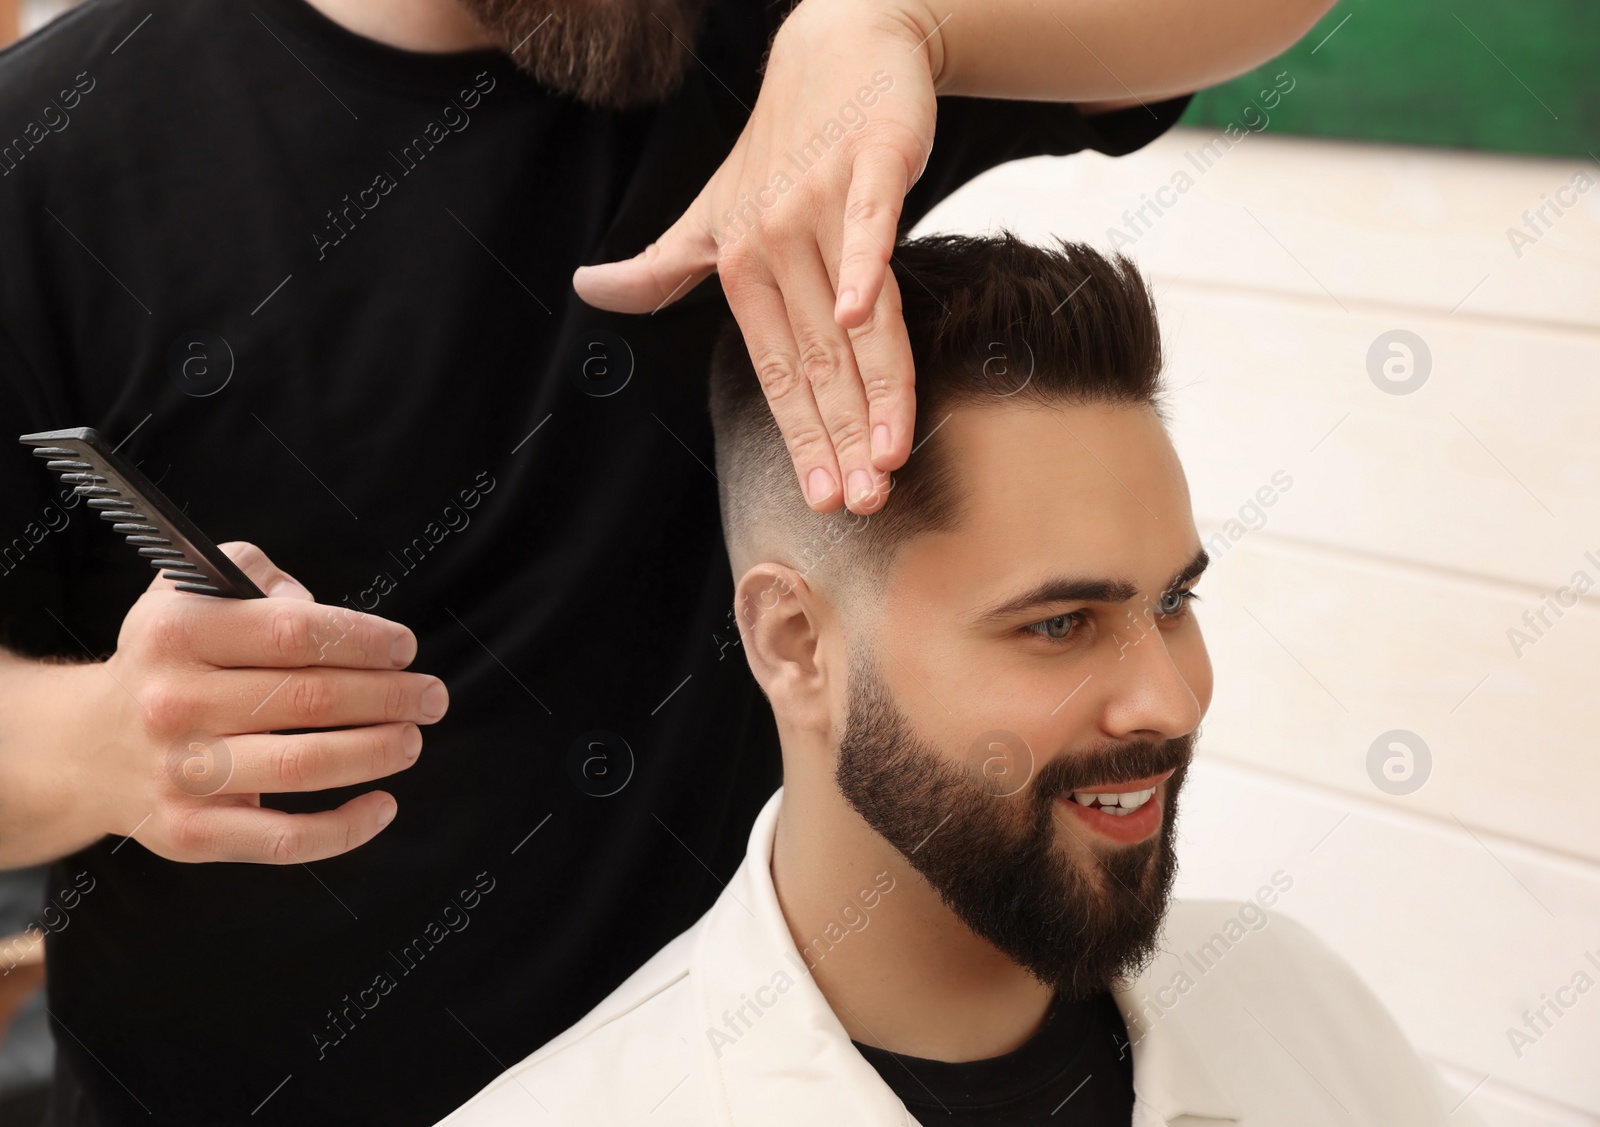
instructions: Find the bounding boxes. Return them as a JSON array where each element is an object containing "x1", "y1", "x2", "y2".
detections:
[
  {"x1": 420, "y1": 681, "x2": 449, "y2": 721},
  {"x1": 402, "y1": 725, "x2": 422, "y2": 762},
  {"x1": 807, "y1": 467, "x2": 835, "y2": 504},
  {"x1": 837, "y1": 287, "x2": 857, "y2": 312},
  {"x1": 376, "y1": 798, "x2": 397, "y2": 828},
  {"x1": 390, "y1": 633, "x2": 417, "y2": 668},
  {"x1": 849, "y1": 469, "x2": 875, "y2": 505},
  {"x1": 872, "y1": 424, "x2": 889, "y2": 461}
]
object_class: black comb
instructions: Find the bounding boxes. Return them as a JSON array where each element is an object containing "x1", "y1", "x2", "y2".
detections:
[{"x1": 18, "y1": 426, "x2": 265, "y2": 599}]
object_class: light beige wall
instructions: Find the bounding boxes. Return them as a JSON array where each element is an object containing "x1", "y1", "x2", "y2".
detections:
[{"x1": 915, "y1": 127, "x2": 1600, "y2": 1127}]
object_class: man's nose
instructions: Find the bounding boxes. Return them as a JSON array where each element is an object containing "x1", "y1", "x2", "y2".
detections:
[{"x1": 1097, "y1": 618, "x2": 1203, "y2": 742}]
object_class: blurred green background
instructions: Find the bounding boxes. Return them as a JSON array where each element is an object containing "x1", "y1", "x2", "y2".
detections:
[{"x1": 1179, "y1": 0, "x2": 1600, "y2": 158}]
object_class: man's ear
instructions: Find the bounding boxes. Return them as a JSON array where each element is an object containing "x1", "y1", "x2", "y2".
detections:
[{"x1": 735, "y1": 563, "x2": 832, "y2": 734}]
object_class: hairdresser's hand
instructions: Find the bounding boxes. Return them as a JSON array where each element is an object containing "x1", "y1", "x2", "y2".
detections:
[
  {"x1": 29, "y1": 542, "x2": 447, "y2": 865},
  {"x1": 572, "y1": 0, "x2": 937, "y2": 515}
]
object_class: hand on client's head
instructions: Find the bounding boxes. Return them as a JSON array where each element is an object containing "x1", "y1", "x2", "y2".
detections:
[{"x1": 569, "y1": 0, "x2": 940, "y2": 519}]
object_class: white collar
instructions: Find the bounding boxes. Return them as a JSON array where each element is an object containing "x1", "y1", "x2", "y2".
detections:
[{"x1": 685, "y1": 788, "x2": 1242, "y2": 1126}]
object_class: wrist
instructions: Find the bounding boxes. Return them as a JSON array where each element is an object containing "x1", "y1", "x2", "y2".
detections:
[
  {"x1": 784, "y1": 0, "x2": 947, "y2": 89},
  {"x1": 0, "y1": 653, "x2": 117, "y2": 864}
]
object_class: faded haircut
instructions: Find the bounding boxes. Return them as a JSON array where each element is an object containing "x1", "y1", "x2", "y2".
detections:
[{"x1": 707, "y1": 230, "x2": 1167, "y2": 617}]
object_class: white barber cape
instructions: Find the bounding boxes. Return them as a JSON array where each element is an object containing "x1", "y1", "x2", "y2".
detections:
[{"x1": 438, "y1": 789, "x2": 1467, "y2": 1126}]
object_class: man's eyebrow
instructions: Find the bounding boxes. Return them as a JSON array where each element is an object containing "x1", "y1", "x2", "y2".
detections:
[{"x1": 965, "y1": 545, "x2": 1210, "y2": 627}]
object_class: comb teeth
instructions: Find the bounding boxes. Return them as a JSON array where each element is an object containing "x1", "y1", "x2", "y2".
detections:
[
  {"x1": 21, "y1": 427, "x2": 265, "y2": 601},
  {"x1": 32, "y1": 446, "x2": 188, "y2": 577},
  {"x1": 37, "y1": 446, "x2": 187, "y2": 571}
]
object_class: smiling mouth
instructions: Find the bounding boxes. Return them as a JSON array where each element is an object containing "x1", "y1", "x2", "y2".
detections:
[{"x1": 1061, "y1": 769, "x2": 1175, "y2": 818}]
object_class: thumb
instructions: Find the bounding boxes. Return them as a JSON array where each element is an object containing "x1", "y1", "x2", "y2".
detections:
[
  {"x1": 572, "y1": 208, "x2": 719, "y2": 314},
  {"x1": 216, "y1": 541, "x2": 314, "y2": 600}
]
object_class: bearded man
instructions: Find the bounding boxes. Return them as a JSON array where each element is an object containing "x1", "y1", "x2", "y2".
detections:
[
  {"x1": 0, "y1": 1, "x2": 1334, "y2": 1123},
  {"x1": 436, "y1": 232, "x2": 1466, "y2": 1126}
]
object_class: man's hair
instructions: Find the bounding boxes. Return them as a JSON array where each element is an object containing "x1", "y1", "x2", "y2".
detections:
[{"x1": 707, "y1": 230, "x2": 1166, "y2": 614}]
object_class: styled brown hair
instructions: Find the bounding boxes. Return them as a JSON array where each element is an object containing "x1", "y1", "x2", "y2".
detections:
[{"x1": 708, "y1": 230, "x2": 1166, "y2": 610}]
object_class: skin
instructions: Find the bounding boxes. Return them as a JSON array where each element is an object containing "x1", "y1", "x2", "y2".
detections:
[
  {"x1": 303, "y1": 0, "x2": 492, "y2": 50},
  {"x1": 736, "y1": 400, "x2": 1214, "y2": 1060}
]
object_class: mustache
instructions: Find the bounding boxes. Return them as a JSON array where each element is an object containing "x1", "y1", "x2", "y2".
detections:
[{"x1": 1027, "y1": 731, "x2": 1195, "y2": 802}]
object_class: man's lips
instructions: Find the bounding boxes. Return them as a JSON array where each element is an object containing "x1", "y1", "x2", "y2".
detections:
[{"x1": 1053, "y1": 768, "x2": 1175, "y2": 845}]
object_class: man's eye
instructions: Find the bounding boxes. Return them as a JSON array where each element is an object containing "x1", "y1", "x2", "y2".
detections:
[
  {"x1": 1024, "y1": 612, "x2": 1083, "y2": 643},
  {"x1": 1157, "y1": 588, "x2": 1200, "y2": 617}
]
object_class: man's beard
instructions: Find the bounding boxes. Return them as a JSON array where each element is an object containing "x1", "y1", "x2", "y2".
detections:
[
  {"x1": 835, "y1": 644, "x2": 1192, "y2": 1000},
  {"x1": 456, "y1": 0, "x2": 715, "y2": 110}
]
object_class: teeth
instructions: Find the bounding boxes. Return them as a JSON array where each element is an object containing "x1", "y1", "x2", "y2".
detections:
[{"x1": 1069, "y1": 786, "x2": 1156, "y2": 813}]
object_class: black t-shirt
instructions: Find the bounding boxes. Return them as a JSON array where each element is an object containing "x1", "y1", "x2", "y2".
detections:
[
  {"x1": 854, "y1": 990, "x2": 1135, "y2": 1124},
  {"x1": 0, "y1": 1, "x2": 1190, "y2": 1122}
]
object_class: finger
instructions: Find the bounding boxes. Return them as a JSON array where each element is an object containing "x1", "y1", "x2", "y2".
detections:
[
  {"x1": 722, "y1": 253, "x2": 845, "y2": 513},
  {"x1": 572, "y1": 199, "x2": 720, "y2": 314},
  {"x1": 172, "y1": 597, "x2": 419, "y2": 671},
  {"x1": 172, "y1": 790, "x2": 398, "y2": 864},
  {"x1": 841, "y1": 266, "x2": 917, "y2": 480},
  {"x1": 772, "y1": 244, "x2": 892, "y2": 515},
  {"x1": 833, "y1": 143, "x2": 909, "y2": 331},
  {"x1": 205, "y1": 723, "x2": 422, "y2": 795},
  {"x1": 185, "y1": 667, "x2": 448, "y2": 734},
  {"x1": 221, "y1": 541, "x2": 314, "y2": 600}
]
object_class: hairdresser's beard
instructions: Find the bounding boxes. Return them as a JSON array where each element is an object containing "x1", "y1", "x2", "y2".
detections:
[
  {"x1": 455, "y1": 0, "x2": 714, "y2": 110},
  {"x1": 835, "y1": 645, "x2": 1192, "y2": 1000}
]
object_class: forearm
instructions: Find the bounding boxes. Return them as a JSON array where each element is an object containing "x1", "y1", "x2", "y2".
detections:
[
  {"x1": 0, "y1": 646, "x2": 106, "y2": 868},
  {"x1": 885, "y1": 0, "x2": 1337, "y2": 102}
]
